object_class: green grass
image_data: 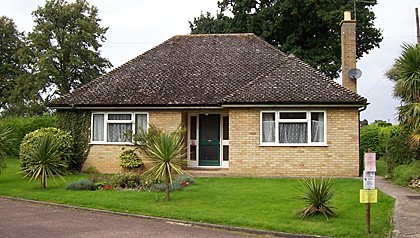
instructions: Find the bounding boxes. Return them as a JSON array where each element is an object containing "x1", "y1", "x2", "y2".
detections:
[{"x1": 0, "y1": 158, "x2": 394, "y2": 238}]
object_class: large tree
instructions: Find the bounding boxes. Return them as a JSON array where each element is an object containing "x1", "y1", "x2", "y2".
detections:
[
  {"x1": 386, "y1": 43, "x2": 420, "y2": 149},
  {"x1": 29, "y1": 0, "x2": 112, "y2": 100},
  {"x1": 0, "y1": 16, "x2": 45, "y2": 117},
  {"x1": 189, "y1": 0, "x2": 382, "y2": 79},
  {"x1": 0, "y1": 16, "x2": 24, "y2": 109}
]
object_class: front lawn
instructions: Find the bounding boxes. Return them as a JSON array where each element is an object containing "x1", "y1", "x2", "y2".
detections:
[{"x1": 0, "y1": 158, "x2": 394, "y2": 238}]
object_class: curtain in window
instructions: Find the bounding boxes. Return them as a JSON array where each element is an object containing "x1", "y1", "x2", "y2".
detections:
[
  {"x1": 92, "y1": 114, "x2": 104, "y2": 141},
  {"x1": 262, "y1": 113, "x2": 275, "y2": 142},
  {"x1": 311, "y1": 120, "x2": 324, "y2": 142},
  {"x1": 279, "y1": 123, "x2": 307, "y2": 143},
  {"x1": 108, "y1": 123, "x2": 132, "y2": 142},
  {"x1": 135, "y1": 114, "x2": 147, "y2": 133}
]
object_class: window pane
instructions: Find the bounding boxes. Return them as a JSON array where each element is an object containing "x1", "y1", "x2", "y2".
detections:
[
  {"x1": 223, "y1": 145, "x2": 229, "y2": 161},
  {"x1": 190, "y1": 116, "x2": 197, "y2": 140},
  {"x1": 107, "y1": 123, "x2": 132, "y2": 142},
  {"x1": 135, "y1": 114, "x2": 147, "y2": 133},
  {"x1": 223, "y1": 116, "x2": 229, "y2": 140},
  {"x1": 108, "y1": 114, "x2": 131, "y2": 120},
  {"x1": 311, "y1": 112, "x2": 325, "y2": 142},
  {"x1": 279, "y1": 112, "x2": 306, "y2": 120},
  {"x1": 262, "y1": 113, "x2": 275, "y2": 142},
  {"x1": 279, "y1": 123, "x2": 307, "y2": 143},
  {"x1": 92, "y1": 114, "x2": 104, "y2": 141}
]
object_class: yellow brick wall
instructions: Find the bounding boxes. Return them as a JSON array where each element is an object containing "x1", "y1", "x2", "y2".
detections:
[
  {"x1": 83, "y1": 110, "x2": 183, "y2": 173},
  {"x1": 228, "y1": 108, "x2": 360, "y2": 177}
]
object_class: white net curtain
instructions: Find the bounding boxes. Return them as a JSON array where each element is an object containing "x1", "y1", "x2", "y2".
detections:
[{"x1": 262, "y1": 112, "x2": 325, "y2": 144}]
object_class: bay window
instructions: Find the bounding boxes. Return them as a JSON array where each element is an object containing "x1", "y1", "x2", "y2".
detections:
[
  {"x1": 261, "y1": 111, "x2": 326, "y2": 145},
  {"x1": 91, "y1": 112, "x2": 148, "y2": 144}
]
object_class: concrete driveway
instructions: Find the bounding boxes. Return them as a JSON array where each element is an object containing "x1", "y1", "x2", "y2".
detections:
[{"x1": 0, "y1": 197, "x2": 263, "y2": 238}]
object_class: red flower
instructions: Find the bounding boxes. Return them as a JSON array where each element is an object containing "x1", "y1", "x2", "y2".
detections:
[{"x1": 183, "y1": 181, "x2": 189, "y2": 187}]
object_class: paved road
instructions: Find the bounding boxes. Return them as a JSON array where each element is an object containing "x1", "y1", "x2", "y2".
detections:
[
  {"x1": 0, "y1": 197, "x2": 262, "y2": 238},
  {"x1": 376, "y1": 176, "x2": 420, "y2": 238}
]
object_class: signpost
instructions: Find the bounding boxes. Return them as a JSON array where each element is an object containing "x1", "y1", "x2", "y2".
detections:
[{"x1": 360, "y1": 150, "x2": 377, "y2": 234}]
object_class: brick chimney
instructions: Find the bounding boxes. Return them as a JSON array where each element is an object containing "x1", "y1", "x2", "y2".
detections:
[{"x1": 341, "y1": 11, "x2": 357, "y2": 93}]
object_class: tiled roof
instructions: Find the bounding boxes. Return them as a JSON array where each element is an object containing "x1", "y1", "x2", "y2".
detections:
[{"x1": 50, "y1": 33, "x2": 367, "y2": 108}]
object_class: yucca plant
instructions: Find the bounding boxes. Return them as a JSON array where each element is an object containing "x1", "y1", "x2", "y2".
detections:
[
  {"x1": 20, "y1": 134, "x2": 68, "y2": 188},
  {"x1": 134, "y1": 124, "x2": 187, "y2": 201},
  {"x1": 297, "y1": 177, "x2": 336, "y2": 219},
  {"x1": 0, "y1": 126, "x2": 17, "y2": 173}
]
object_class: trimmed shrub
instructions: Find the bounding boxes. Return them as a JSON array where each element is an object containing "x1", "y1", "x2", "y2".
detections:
[
  {"x1": 0, "y1": 115, "x2": 56, "y2": 156},
  {"x1": 66, "y1": 179, "x2": 96, "y2": 191},
  {"x1": 19, "y1": 127, "x2": 74, "y2": 174}
]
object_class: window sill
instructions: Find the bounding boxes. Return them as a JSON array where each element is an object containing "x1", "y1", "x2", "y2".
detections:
[
  {"x1": 259, "y1": 143, "x2": 328, "y2": 147},
  {"x1": 89, "y1": 142, "x2": 134, "y2": 146}
]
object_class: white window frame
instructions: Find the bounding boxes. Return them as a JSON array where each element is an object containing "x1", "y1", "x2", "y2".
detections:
[
  {"x1": 260, "y1": 110, "x2": 327, "y2": 146},
  {"x1": 90, "y1": 112, "x2": 149, "y2": 145}
]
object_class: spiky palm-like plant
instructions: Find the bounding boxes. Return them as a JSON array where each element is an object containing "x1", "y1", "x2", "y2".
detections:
[
  {"x1": 21, "y1": 134, "x2": 67, "y2": 188},
  {"x1": 0, "y1": 126, "x2": 17, "y2": 173},
  {"x1": 388, "y1": 43, "x2": 420, "y2": 148},
  {"x1": 297, "y1": 177, "x2": 336, "y2": 219},
  {"x1": 134, "y1": 125, "x2": 187, "y2": 202}
]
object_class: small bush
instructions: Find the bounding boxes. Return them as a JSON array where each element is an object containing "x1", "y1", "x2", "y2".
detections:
[
  {"x1": 297, "y1": 177, "x2": 336, "y2": 219},
  {"x1": 89, "y1": 174, "x2": 113, "y2": 190},
  {"x1": 149, "y1": 174, "x2": 195, "y2": 192},
  {"x1": 66, "y1": 179, "x2": 96, "y2": 191},
  {"x1": 82, "y1": 166, "x2": 100, "y2": 174},
  {"x1": 385, "y1": 133, "x2": 418, "y2": 175},
  {"x1": 120, "y1": 149, "x2": 143, "y2": 170},
  {"x1": 113, "y1": 172, "x2": 142, "y2": 189}
]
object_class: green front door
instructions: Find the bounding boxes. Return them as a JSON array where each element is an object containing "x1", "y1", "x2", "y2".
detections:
[{"x1": 199, "y1": 114, "x2": 220, "y2": 166}]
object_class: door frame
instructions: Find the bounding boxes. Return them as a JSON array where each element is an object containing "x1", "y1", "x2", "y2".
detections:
[{"x1": 187, "y1": 113, "x2": 229, "y2": 168}]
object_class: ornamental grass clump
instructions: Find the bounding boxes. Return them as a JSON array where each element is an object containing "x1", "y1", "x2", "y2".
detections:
[
  {"x1": 20, "y1": 134, "x2": 68, "y2": 188},
  {"x1": 0, "y1": 126, "x2": 17, "y2": 173},
  {"x1": 297, "y1": 177, "x2": 336, "y2": 219}
]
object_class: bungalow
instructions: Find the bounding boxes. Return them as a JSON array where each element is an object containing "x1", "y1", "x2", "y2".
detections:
[{"x1": 50, "y1": 13, "x2": 367, "y2": 177}]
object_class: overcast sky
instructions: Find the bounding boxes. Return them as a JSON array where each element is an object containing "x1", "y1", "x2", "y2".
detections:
[{"x1": 1, "y1": 0, "x2": 418, "y2": 124}]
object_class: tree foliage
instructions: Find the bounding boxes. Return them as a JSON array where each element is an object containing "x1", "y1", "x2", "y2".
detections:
[
  {"x1": 28, "y1": 0, "x2": 112, "y2": 100},
  {"x1": 189, "y1": 0, "x2": 382, "y2": 79},
  {"x1": 1, "y1": 0, "x2": 111, "y2": 117},
  {"x1": 0, "y1": 16, "x2": 46, "y2": 116},
  {"x1": 386, "y1": 43, "x2": 420, "y2": 149}
]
